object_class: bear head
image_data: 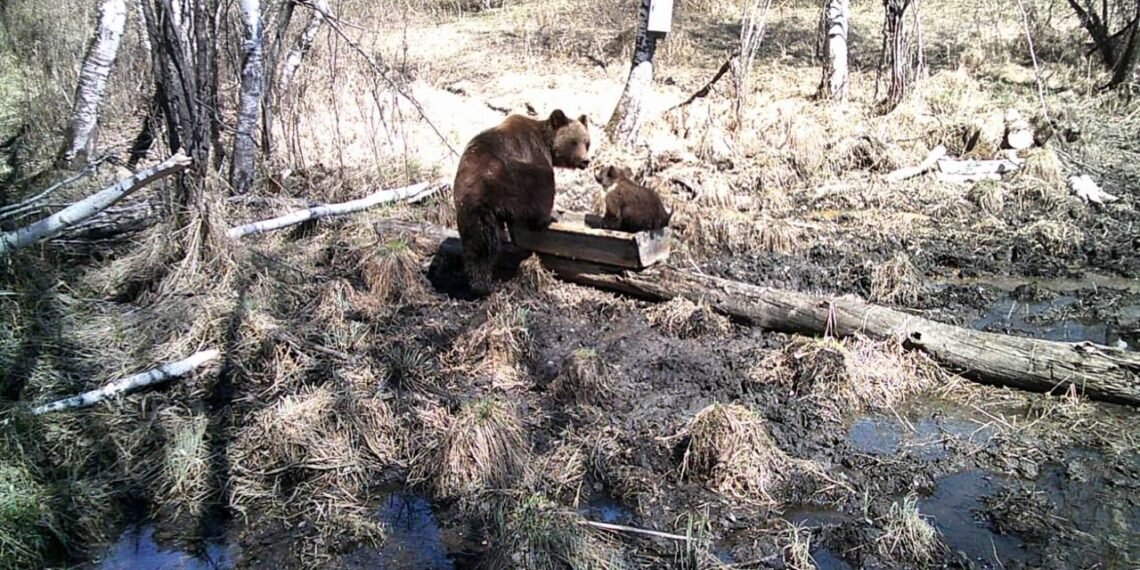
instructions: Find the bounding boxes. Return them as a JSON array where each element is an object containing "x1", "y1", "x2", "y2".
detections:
[
  {"x1": 548, "y1": 109, "x2": 592, "y2": 169},
  {"x1": 594, "y1": 164, "x2": 634, "y2": 188}
]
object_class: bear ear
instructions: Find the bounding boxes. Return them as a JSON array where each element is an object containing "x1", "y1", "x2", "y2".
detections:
[
  {"x1": 549, "y1": 109, "x2": 570, "y2": 128},
  {"x1": 578, "y1": 114, "x2": 589, "y2": 128}
]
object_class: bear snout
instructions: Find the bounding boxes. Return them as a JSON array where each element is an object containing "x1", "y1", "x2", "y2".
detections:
[{"x1": 578, "y1": 158, "x2": 591, "y2": 169}]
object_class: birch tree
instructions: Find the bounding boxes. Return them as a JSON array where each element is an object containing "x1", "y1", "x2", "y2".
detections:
[
  {"x1": 57, "y1": 0, "x2": 128, "y2": 169},
  {"x1": 606, "y1": 0, "x2": 660, "y2": 147},
  {"x1": 278, "y1": 0, "x2": 328, "y2": 97},
  {"x1": 818, "y1": 0, "x2": 850, "y2": 101},
  {"x1": 230, "y1": 0, "x2": 264, "y2": 195}
]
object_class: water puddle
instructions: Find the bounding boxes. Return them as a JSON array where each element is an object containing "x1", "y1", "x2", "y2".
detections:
[
  {"x1": 90, "y1": 525, "x2": 236, "y2": 570},
  {"x1": 576, "y1": 493, "x2": 635, "y2": 525},
  {"x1": 971, "y1": 294, "x2": 1113, "y2": 344},
  {"x1": 810, "y1": 547, "x2": 854, "y2": 570},
  {"x1": 342, "y1": 492, "x2": 455, "y2": 570},
  {"x1": 847, "y1": 403, "x2": 997, "y2": 461},
  {"x1": 918, "y1": 471, "x2": 1028, "y2": 568}
]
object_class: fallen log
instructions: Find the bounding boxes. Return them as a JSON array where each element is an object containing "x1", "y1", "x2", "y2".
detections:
[
  {"x1": 0, "y1": 152, "x2": 191, "y2": 257},
  {"x1": 375, "y1": 220, "x2": 1140, "y2": 407},
  {"x1": 30, "y1": 349, "x2": 221, "y2": 415},
  {"x1": 226, "y1": 179, "x2": 447, "y2": 239},
  {"x1": 885, "y1": 145, "x2": 946, "y2": 182}
]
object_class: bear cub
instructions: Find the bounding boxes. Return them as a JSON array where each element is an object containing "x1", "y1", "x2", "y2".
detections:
[
  {"x1": 594, "y1": 164, "x2": 671, "y2": 233},
  {"x1": 452, "y1": 109, "x2": 592, "y2": 297}
]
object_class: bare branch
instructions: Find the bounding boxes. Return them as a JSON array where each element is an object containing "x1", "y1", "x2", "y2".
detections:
[
  {"x1": 226, "y1": 178, "x2": 447, "y2": 239},
  {"x1": 0, "y1": 153, "x2": 192, "y2": 256},
  {"x1": 30, "y1": 349, "x2": 221, "y2": 415}
]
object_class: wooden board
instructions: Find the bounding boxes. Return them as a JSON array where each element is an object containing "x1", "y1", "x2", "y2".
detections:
[{"x1": 508, "y1": 210, "x2": 672, "y2": 269}]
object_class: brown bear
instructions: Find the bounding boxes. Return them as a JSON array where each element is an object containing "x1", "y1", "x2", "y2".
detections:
[
  {"x1": 452, "y1": 109, "x2": 592, "y2": 296},
  {"x1": 594, "y1": 164, "x2": 671, "y2": 233}
]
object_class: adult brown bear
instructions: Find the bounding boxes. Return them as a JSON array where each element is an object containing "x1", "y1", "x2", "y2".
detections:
[
  {"x1": 452, "y1": 109, "x2": 592, "y2": 296},
  {"x1": 594, "y1": 164, "x2": 671, "y2": 233}
]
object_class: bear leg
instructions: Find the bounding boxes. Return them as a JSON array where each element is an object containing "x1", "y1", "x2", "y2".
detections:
[{"x1": 457, "y1": 207, "x2": 501, "y2": 297}]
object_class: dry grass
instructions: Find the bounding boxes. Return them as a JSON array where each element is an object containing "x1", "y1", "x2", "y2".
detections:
[
  {"x1": 0, "y1": 459, "x2": 52, "y2": 569},
  {"x1": 227, "y1": 384, "x2": 396, "y2": 558},
  {"x1": 445, "y1": 292, "x2": 533, "y2": 388},
  {"x1": 678, "y1": 403, "x2": 794, "y2": 504},
  {"x1": 869, "y1": 252, "x2": 922, "y2": 306},
  {"x1": 550, "y1": 347, "x2": 612, "y2": 406},
  {"x1": 155, "y1": 408, "x2": 211, "y2": 523},
  {"x1": 646, "y1": 297, "x2": 731, "y2": 339},
  {"x1": 1019, "y1": 146, "x2": 1067, "y2": 188},
  {"x1": 379, "y1": 341, "x2": 438, "y2": 393},
  {"x1": 357, "y1": 236, "x2": 429, "y2": 304},
  {"x1": 430, "y1": 397, "x2": 529, "y2": 499},
  {"x1": 779, "y1": 521, "x2": 817, "y2": 570},
  {"x1": 876, "y1": 493, "x2": 941, "y2": 565},
  {"x1": 485, "y1": 493, "x2": 627, "y2": 570},
  {"x1": 967, "y1": 181, "x2": 1006, "y2": 215},
  {"x1": 755, "y1": 216, "x2": 801, "y2": 254},
  {"x1": 754, "y1": 335, "x2": 941, "y2": 422},
  {"x1": 1017, "y1": 219, "x2": 1085, "y2": 257}
]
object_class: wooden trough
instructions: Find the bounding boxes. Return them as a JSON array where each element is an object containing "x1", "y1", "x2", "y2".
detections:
[{"x1": 508, "y1": 210, "x2": 672, "y2": 269}]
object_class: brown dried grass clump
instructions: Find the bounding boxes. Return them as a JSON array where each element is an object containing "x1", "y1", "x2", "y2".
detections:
[
  {"x1": 780, "y1": 521, "x2": 817, "y2": 570},
  {"x1": 445, "y1": 293, "x2": 533, "y2": 388},
  {"x1": 155, "y1": 408, "x2": 211, "y2": 524},
  {"x1": 1019, "y1": 146, "x2": 1066, "y2": 188},
  {"x1": 678, "y1": 403, "x2": 794, "y2": 504},
  {"x1": 756, "y1": 216, "x2": 802, "y2": 254},
  {"x1": 1017, "y1": 219, "x2": 1085, "y2": 257},
  {"x1": 357, "y1": 237, "x2": 428, "y2": 304},
  {"x1": 378, "y1": 341, "x2": 438, "y2": 394},
  {"x1": 678, "y1": 206, "x2": 760, "y2": 254},
  {"x1": 876, "y1": 494, "x2": 941, "y2": 565},
  {"x1": 484, "y1": 494, "x2": 626, "y2": 570},
  {"x1": 228, "y1": 385, "x2": 397, "y2": 552},
  {"x1": 514, "y1": 254, "x2": 557, "y2": 293},
  {"x1": 549, "y1": 347, "x2": 611, "y2": 406},
  {"x1": 967, "y1": 181, "x2": 1005, "y2": 215},
  {"x1": 754, "y1": 336, "x2": 940, "y2": 422},
  {"x1": 431, "y1": 397, "x2": 529, "y2": 499},
  {"x1": 869, "y1": 252, "x2": 922, "y2": 306},
  {"x1": 533, "y1": 440, "x2": 587, "y2": 500},
  {"x1": 646, "y1": 297, "x2": 731, "y2": 339}
]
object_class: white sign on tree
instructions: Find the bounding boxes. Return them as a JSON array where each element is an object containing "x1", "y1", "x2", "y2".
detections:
[{"x1": 647, "y1": 0, "x2": 673, "y2": 34}]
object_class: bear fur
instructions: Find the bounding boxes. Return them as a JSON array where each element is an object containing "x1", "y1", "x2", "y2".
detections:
[
  {"x1": 594, "y1": 164, "x2": 672, "y2": 233},
  {"x1": 452, "y1": 109, "x2": 592, "y2": 296}
]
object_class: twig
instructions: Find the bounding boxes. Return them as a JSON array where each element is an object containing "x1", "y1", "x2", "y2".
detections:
[
  {"x1": 0, "y1": 153, "x2": 191, "y2": 257},
  {"x1": 1013, "y1": 0, "x2": 1051, "y2": 122},
  {"x1": 0, "y1": 156, "x2": 110, "y2": 221},
  {"x1": 226, "y1": 179, "x2": 446, "y2": 238},
  {"x1": 666, "y1": 53, "x2": 738, "y2": 113},
  {"x1": 298, "y1": 0, "x2": 459, "y2": 157},
  {"x1": 884, "y1": 144, "x2": 946, "y2": 181},
  {"x1": 30, "y1": 349, "x2": 220, "y2": 415},
  {"x1": 579, "y1": 520, "x2": 693, "y2": 541}
]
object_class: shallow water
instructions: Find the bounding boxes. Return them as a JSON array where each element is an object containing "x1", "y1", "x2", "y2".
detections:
[
  {"x1": 918, "y1": 471, "x2": 1028, "y2": 568},
  {"x1": 90, "y1": 525, "x2": 235, "y2": 570},
  {"x1": 342, "y1": 491, "x2": 455, "y2": 570},
  {"x1": 847, "y1": 403, "x2": 997, "y2": 461},
  {"x1": 576, "y1": 493, "x2": 636, "y2": 525}
]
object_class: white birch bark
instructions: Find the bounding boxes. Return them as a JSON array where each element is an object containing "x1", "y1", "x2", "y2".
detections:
[
  {"x1": 605, "y1": 0, "x2": 658, "y2": 147},
  {"x1": 58, "y1": 0, "x2": 128, "y2": 168},
  {"x1": 31, "y1": 349, "x2": 220, "y2": 415},
  {"x1": 230, "y1": 0, "x2": 264, "y2": 194},
  {"x1": 0, "y1": 153, "x2": 191, "y2": 256},
  {"x1": 226, "y1": 179, "x2": 445, "y2": 239},
  {"x1": 819, "y1": 0, "x2": 849, "y2": 100},
  {"x1": 278, "y1": 0, "x2": 328, "y2": 96}
]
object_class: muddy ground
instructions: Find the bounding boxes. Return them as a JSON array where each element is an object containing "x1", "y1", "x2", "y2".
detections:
[{"x1": 3, "y1": 0, "x2": 1140, "y2": 569}]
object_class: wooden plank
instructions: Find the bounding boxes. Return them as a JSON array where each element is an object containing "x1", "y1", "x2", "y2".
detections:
[{"x1": 507, "y1": 209, "x2": 671, "y2": 269}]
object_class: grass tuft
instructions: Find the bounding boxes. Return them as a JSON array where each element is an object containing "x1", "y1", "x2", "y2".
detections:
[
  {"x1": 430, "y1": 397, "x2": 528, "y2": 499},
  {"x1": 646, "y1": 297, "x2": 731, "y2": 339},
  {"x1": 869, "y1": 252, "x2": 922, "y2": 306},
  {"x1": 550, "y1": 347, "x2": 611, "y2": 406},
  {"x1": 678, "y1": 403, "x2": 793, "y2": 504},
  {"x1": 0, "y1": 460, "x2": 52, "y2": 569},
  {"x1": 876, "y1": 493, "x2": 941, "y2": 565},
  {"x1": 486, "y1": 493, "x2": 626, "y2": 570}
]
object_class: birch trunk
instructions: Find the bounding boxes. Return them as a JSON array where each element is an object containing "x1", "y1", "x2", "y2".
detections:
[
  {"x1": 57, "y1": 0, "x2": 128, "y2": 169},
  {"x1": 230, "y1": 0, "x2": 264, "y2": 195},
  {"x1": 605, "y1": 0, "x2": 659, "y2": 147},
  {"x1": 0, "y1": 153, "x2": 191, "y2": 256},
  {"x1": 818, "y1": 0, "x2": 850, "y2": 100},
  {"x1": 277, "y1": 0, "x2": 328, "y2": 97}
]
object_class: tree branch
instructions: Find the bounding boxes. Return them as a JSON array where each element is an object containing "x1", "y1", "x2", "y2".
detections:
[
  {"x1": 0, "y1": 152, "x2": 192, "y2": 256},
  {"x1": 226, "y1": 178, "x2": 446, "y2": 239},
  {"x1": 30, "y1": 349, "x2": 221, "y2": 415}
]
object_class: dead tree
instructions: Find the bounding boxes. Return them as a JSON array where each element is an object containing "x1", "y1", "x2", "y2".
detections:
[
  {"x1": 263, "y1": 0, "x2": 329, "y2": 155},
  {"x1": 818, "y1": 0, "x2": 850, "y2": 100},
  {"x1": 876, "y1": 0, "x2": 925, "y2": 112},
  {"x1": 230, "y1": 0, "x2": 264, "y2": 195},
  {"x1": 140, "y1": 0, "x2": 221, "y2": 233},
  {"x1": 57, "y1": 0, "x2": 128, "y2": 169},
  {"x1": 606, "y1": 0, "x2": 662, "y2": 147}
]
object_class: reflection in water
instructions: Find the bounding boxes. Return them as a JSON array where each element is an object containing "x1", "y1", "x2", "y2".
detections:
[
  {"x1": 342, "y1": 492, "x2": 454, "y2": 570},
  {"x1": 92, "y1": 525, "x2": 234, "y2": 570}
]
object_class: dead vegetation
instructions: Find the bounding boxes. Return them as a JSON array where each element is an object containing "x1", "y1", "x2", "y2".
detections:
[
  {"x1": 646, "y1": 296, "x2": 732, "y2": 339},
  {"x1": 876, "y1": 494, "x2": 942, "y2": 565},
  {"x1": 550, "y1": 347, "x2": 612, "y2": 406},
  {"x1": 425, "y1": 397, "x2": 529, "y2": 500}
]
